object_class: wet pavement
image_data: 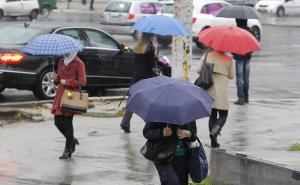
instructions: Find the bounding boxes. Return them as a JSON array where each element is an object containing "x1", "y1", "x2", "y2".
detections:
[{"x1": 0, "y1": 98, "x2": 300, "y2": 184}]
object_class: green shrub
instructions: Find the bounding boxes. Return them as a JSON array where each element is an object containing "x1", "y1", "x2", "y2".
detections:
[{"x1": 289, "y1": 143, "x2": 300, "y2": 151}]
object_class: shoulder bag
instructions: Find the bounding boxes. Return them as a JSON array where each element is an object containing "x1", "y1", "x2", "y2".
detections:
[
  {"x1": 188, "y1": 137, "x2": 208, "y2": 183},
  {"x1": 194, "y1": 53, "x2": 214, "y2": 90},
  {"x1": 140, "y1": 136, "x2": 177, "y2": 164}
]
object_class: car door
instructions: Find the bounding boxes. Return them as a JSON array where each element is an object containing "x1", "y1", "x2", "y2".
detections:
[
  {"x1": 54, "y1": 28, "x2": 97, "y2": 86},
  {"x1": 284, "y1": 0, "x2": 299, "y2": 14},
  {"x1": 4, "y1": 0, "x2": 23, "y2": 15},
  {"x1": 21, "y1": 0, "x2": 36, "y2": 15},
  {"x1": 82, "y1": 28, "x2": 134, "y2": 87}
]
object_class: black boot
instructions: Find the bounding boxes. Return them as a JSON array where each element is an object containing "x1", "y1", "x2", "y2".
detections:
[
  {"x1": 59, "y1": 146, "x2": 71, "y2": 159},
  {"x1": 210, "y1": 134, "x2": 220, "y2": 148},
  {"x1": 71, "y1": 137, "x2": 79, "y2": 153}
]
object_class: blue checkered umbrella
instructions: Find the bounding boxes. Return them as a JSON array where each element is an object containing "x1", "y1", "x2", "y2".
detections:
[{"x1": 22, "y1": 34, "x2": 84, "y2": 56}]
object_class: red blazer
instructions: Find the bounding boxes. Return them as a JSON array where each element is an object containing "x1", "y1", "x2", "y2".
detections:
[{"x1": 51, "y1": 56, "x2": 87, "y2": 116}]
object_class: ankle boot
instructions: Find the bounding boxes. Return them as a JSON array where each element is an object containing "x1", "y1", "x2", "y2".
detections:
[
  {"x1": 210, "y1": 134, "x2": 220, "y2": 148},
  {"x1": 59, "y1": 147, "x2": 71, "y2": 159},
  {"x1": 71, "y1": 137, "x2": 79, "y2": 153}
]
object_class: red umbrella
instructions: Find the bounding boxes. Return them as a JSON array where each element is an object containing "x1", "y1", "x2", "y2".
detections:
[{"x1": 198, "y1": 26, "x2": 260, "y2": 55}]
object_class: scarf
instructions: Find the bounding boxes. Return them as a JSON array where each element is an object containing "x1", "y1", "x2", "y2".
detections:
[{"x1": 63, "y1": 52, "x2": 77, "y2": 66}]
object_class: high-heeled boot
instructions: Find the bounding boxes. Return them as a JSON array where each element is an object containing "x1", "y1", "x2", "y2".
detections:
[
  {"x1": 71, "y1": 137, "x2": 79, "y2": 153},
  {"x1": 210, "y1": 124, "x2": 221, "y2": 148}
]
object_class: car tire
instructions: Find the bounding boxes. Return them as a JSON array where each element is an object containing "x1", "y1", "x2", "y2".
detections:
[
  {"x1": 0, "y1": 10, "x2": 3, "y2": 20},
  {"x1": 251, "y1": 26, "x2": 261, "y2": 41},
  {"x1": 157, "y1": 36, "x2": 172, "y2": 48},
  {"x1": 276, "y1": 7, "x2": 285, "y2": 17},
  {"x1": 33, "y1": 68, "x2": 57, "y2": 100},
  {"x1": 0, "y1": 86, "x2": 5, "y2": 93},
  {"x1": 40, "y1": 5, "x2": 51, "y2": 16},
  {"x1": 29, "y1": 10, "x2": 39, "y2": 21}
]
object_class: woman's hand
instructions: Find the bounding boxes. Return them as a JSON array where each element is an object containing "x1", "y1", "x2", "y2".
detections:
[
  {"x1": 60, "y1": 79, "x2": 66, "y2": 85},
  {"x1": 177, "y1": 129, "x2": 191, "y2": 139},
  {"x1": 163, "y1": 126, "x2": 172, "y2": 137}
]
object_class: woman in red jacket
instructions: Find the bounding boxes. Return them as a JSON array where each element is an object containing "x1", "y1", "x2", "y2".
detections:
[{"x1": 51, "y1": 52, "x2": 86, "y2": 159}]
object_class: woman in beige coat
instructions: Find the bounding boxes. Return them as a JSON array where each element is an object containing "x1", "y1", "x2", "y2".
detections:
[{"x1": 197, "y1": 50, "x2": 234, "y2": 148}]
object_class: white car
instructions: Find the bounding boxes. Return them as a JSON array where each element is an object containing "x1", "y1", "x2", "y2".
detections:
[
  {"x1": 0, "y1": 0, "x2": 39, "y2": 20},
  {"x1": 192, "y1": 0, "x2": 262, "y2": 48},
  {"x1": 255, "y1": 0, "x2": 300, "y2": 17},
  {"x1": 100, "y1": 0, "x2": 164, "y2": 39}
]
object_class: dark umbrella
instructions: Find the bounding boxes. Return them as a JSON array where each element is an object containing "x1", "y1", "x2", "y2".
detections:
[
  {"x1": 216, "y1": 5, "x2": 260, "y2": 19},
  {"x1": 126, "y1": 76, "x2": 214, "y2": 125}
]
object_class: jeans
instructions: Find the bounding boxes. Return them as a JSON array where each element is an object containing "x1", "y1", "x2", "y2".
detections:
[
  {"x1": 120, "y1": 109, "x2": 133, "y2": 128},
  {"x1": 155, "y1": 156, "x2": 189, "y2": 185},
  {"x1": 235, "y1": 59, "x2": 250, "y2": 102}
]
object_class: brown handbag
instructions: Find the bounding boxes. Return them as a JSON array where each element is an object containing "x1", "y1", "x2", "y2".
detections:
[{"x1": 60, "y1": 84, "x2": 88, "y2": 113}]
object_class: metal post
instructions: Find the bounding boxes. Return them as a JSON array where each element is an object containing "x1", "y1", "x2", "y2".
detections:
[{"x1": 172, "y1": 0, "x2": 193, "y2": 80}]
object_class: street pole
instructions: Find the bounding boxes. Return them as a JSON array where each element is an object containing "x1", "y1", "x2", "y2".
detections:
[{"x1": 172, "y1": 0, "x2": 193, "y2": 80}]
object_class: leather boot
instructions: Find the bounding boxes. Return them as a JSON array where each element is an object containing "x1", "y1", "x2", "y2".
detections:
[{"x1": 71, "y1": 137, "x2": 79, "y2": 153}]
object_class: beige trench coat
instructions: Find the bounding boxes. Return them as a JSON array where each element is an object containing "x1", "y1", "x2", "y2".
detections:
[{"x1": 196, "y1": 51, "x2": 234, "y2": 110}]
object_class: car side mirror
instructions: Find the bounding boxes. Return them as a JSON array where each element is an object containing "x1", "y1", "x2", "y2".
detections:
[{"x1": 120, "y1": 44, "x2": 130, "y2": 52}]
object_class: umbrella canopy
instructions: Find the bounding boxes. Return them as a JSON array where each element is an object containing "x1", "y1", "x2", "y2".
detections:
[
  {"x1": 199, "y1": 26, "x2": 260, "y2": 55},
  {"x1": 132, "y1": 15, "x2": 188, "y2": 36},
  {"x1": 216, "y1": 5, "x2": 260, "y2": 19},
  {"x1": 126, "y1": 76, "x2": 214, "y2": 125},
  {"x1": 22, "y1": 34, "x2": 84, "y2": 56}
]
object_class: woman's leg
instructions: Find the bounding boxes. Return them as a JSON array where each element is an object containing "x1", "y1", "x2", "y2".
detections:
[
  {"x1": 120, "y1": 110, "x2": 133, "y2": 133},
  {"x1": 58, "y1": 116, "x2": 74, "y2": 159},
  {"x1": 155, "y1": 163, "x2": 180, "y2": 185},
  {"x1": 54, "y1": 115, "x2": 67, "y2": 138},
  {"x1": 208, "y1": 108, "x2": 218, "y2": 132},
  {"x1": 173, "y1": 156, "x2": 189, "y2": 185}
]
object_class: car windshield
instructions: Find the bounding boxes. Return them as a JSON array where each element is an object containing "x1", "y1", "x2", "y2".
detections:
[
  {"x1": 163, "y1": 4, "x2": 174, "y2": 14},
  {"x1": 0, "y1": 26, "x2": 43, "y2": 45},
  {"x1": 105, "y1": 1, "x2": 131, "y2": 12}
]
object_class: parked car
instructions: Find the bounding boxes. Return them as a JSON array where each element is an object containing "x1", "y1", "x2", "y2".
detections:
[
  {"x1": 100, "y1": 0, "x2": 164, "y2": 40},
  {"x1": 192, "y1": 0, "x2": 262, "y2": 48},
  {"x1": 0, "y1": 0, "x2": 39, "y2": 20},
  {"x1": 255, "y1": 0, "x2": 300, "y2": 17},
  {"x1": 0, "y1": 23, "x2": 171, "y2": 99},
  {"x1": 225, "y1": 0, "x2": 257, "y2": 7},
  {"x1": 38, "y1": 0, "x2": 57, "y2": 16}
]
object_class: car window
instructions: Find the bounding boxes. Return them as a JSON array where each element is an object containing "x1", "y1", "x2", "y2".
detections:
[
  {"x1": 56, "y1": 29, "x2": 87, "y2": 46},
  {"x1": 84, "y1": 30, "x2": 119, "y2": 50},
  {"x1": 140, "y1": 3, "x2": 156, "y2": 14},
  {"x1": 0, "y1": 26, "x2": 42, "y2": 44},
  {"x1": 105, "y1": 1, "x2": 131, "y2": 12},
  {"x1": 163, "y1": 3, "x2": 174, "y2": 14},
  {"x1": 201, "y1": 3, "x2": 224, "y2": 15}
]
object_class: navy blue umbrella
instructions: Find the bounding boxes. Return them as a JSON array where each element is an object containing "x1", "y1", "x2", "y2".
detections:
[
  {"x1": 132, "y1": 15, "x2": 188, "y2": 36},
  {"x1": 126, "y1": 76, "x2": 214, "y2": 125}
]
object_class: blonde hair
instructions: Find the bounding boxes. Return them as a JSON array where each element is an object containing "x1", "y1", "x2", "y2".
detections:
[{"x1": 133, "y1": 33, "x2": 153, "y2": 54}]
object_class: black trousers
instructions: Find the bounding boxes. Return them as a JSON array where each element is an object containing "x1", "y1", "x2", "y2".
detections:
[
  {"x1": 54, "y1": 115, "x2": 74, "y2": 149},
  {"x1": 209, "y1": 108, "x2": 228, "y2": 135},
  {"x1": 155, "y1": 156, "x2": 189, "y2": 185}
]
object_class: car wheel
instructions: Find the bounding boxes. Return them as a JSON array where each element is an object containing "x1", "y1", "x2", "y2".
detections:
[
  {"x1": 40, "y1": 5, "x2": 51, "y2": 16},
  {"x1": 157, "y1": 36, "x2": 172, "y2": 48},
  {"x1": 33, "y1": 68, "x2": 57, "y2": 100},
  {"x1": 29, "y1": 10, "x2": 39, "y2": 20},
  {"x1": 276, "y1": 7, "x2": 285, "y2": 17},
  {"x1": 251, "y1": 26, "x2": 261, "y2": 41},
  {"x1": 0, "y1": 10, "x2": 3, "y2": 20},
  {"x1": 132, "y1": 30, "x2": 142, "y2": 40},
  {"x1": 0, "y1": 86, "x2": 5, "y2": 93},
  {"x1": 153, "y1": 65, "x2": 164, "y2": 76}
]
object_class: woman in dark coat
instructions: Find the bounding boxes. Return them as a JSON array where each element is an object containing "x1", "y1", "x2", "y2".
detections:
[
  {"x1": 51, "y1": 52, "x2": 86, "y2": 159},
  {"x1": 120, "y1": 33, "x2": 156, "y2": 133},
  {"x1": 143, "y1": 121, "x2": 197, "y2": 185}
]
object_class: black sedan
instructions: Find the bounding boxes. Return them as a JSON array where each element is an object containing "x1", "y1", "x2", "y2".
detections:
[{"x1": 0, "y1": 23, "x2": 171, "y2": 99}]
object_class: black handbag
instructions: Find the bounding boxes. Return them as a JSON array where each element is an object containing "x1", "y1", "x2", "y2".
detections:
[
  {"x1": 188, "y1": 137, "x2": 208, "y2": 183},
  {"x1": 194, "y1": 53, "x2": 214, "y2": 90},
  {"x1": 140, "y1": 137, "x2": 177, "y2": 164}
]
